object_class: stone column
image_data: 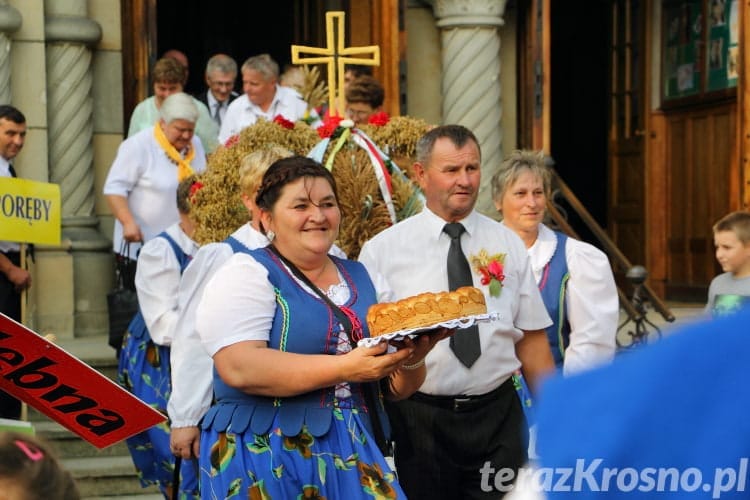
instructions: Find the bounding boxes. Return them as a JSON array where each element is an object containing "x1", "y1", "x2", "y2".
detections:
[
  {"x1": 43, "y1": 0, "x2": 110, "y2": 338},
  {"x1": 431, "y1": 0, "x2": 507, "y2": 216},
  {"x1": 0, "y1": 1, "x2": 20, "y2": 104}
]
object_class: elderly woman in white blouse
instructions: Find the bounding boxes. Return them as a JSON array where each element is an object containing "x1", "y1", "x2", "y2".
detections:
[
  {"x1": 103, "y1": 92, "x2": 207, "y2": 262},
  {"x1": 491, "y1": 150, "x2": 618, "y2": 375}
]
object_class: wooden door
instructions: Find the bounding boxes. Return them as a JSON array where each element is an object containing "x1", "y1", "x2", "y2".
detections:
[
  {"x1": 608, "y1": 0, "x2": 647, "y2": 267},
  {"x1": 664, "y1": 104, "x2": 736, "y2": 299}
]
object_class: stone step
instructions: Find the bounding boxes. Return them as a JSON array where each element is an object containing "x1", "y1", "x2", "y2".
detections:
[
  {"x1": 34, "y1": 419, "x2": 129, "y2": 458},
  {"x1": 61, "y1": 455, "x2": 160, "y2": 497},
  {"x1": 29, "y1": 335, "x2": 159, "y2": 497},
  {"x1": 56, "y1": 335, "x2": 121, "y2": 381}
]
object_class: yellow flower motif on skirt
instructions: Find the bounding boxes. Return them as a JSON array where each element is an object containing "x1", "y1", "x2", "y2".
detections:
[
  {"x1": 248, "y1": 479, "x2": 270, "y2": 500},
  {"x1": 299, "y1": 485, "x2": 328, "y2": 499},
  {"x1": 358, "y1": 461, "x2": 397, "y2": 499},
  {"x1": 283, "y1": 428, "x2": 315, "y2": 458},
  {"x1": 209, "y1": 432, "x2": 236, "y2": 476}
]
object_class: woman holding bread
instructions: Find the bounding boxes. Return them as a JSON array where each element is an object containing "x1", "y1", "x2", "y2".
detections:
[{"x1": 195, "y1": 156, "x2": 444, "y2": 498}]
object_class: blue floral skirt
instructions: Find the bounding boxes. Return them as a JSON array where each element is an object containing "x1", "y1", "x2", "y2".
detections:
[
  {"x1": 118, "y1": 311, "x2": 199, "y2": 499},
  {"x1": 199, "y1": 407, "x2": 404, "y2": 499}
]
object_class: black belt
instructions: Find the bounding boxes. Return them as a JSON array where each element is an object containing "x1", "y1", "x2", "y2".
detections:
[{"x1": 410, "y1": 377, "x2": 515, "y2": 412}]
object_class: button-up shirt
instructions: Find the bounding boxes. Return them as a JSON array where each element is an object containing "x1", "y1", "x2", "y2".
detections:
[
  {"x1": 359, "y1": 207, "x2": 551, "y2": 396},
  {"x1": 218, "y1": 85, "x2": 308, "y2": 143}
]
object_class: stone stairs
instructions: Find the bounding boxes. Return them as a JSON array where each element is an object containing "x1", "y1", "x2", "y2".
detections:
[{"x1": 27, "y1": 335, "x2": 161, "y2": 499}]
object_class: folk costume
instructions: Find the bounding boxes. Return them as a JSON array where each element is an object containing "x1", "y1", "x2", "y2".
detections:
[
  {"x1": 128, "y1": 95, "x2": 220, "y2": 153},
  {"x1": 103, "y1": 126, "x2": 206, "y2": 256},
  {"x1": 524, "y1": 223, "x2": 618, "y2": 374},
  {"x1": 168, "y1": 224, "x2": 346, "y2": 431},
  {"x1": 168, "y1": 224, "x2": 269, "y2": 431},
  {"x1": 196, "y1": 248, "x2": 404, "y2": 499},
  {"x1": 117, "y1": 223, "x2": 199, "y2": 498}
]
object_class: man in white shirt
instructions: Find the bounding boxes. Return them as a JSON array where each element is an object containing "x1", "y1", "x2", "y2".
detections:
[
  {"x1": 359, "y1": 125, "x2": 555, "y2": 499},
  {"x1": 195, "y1": 54, "x2": 239, "y2": 128},
  {"x1": 0, "y1": 105, "x2": 31, "y2": 419},
  {"x1": 218, "y1": 54, "x2": 309, "y2": 144}
]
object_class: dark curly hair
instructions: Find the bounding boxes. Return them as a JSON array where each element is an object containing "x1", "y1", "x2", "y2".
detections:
[{"x1": 255, "y1": 156, "x2": 338, "y2": 214}]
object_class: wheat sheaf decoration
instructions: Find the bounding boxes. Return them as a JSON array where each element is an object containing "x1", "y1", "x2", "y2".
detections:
[
  {"x1": 190, "y1": 114, "x2": 429, "y2": 257},
  {"x1": 310, "y1": 118, "x2": 425, "y2": 257},
  {"x1": 190, "y1": 119, "x2": 320, "y2": 245}
]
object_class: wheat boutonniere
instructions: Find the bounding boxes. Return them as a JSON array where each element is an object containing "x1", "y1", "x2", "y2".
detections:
[{"x1": 470, "y1": 249, "x2": 506, "y2": 297}]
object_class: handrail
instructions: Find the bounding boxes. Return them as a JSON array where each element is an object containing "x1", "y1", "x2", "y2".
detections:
[{"x1": 548, "y1": 169, "x2": 675, "y2": 323}]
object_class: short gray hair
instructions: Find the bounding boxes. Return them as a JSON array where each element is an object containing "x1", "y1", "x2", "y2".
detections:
[
  {"x1": 490, "y1": 149, "x2": 551, "y2": 203},
  {"x1": 415, "y1": 124, "x2": 481, "y2": 167},
  {"x1": 160, "y1": 92, "x2": 198, "y2": 124},
  {"x1": 205, "y1": 54, "x2": 237, "y2": 77},
  {"x1": 241, "y1": 54, "x2": 279, "y2": 81}
]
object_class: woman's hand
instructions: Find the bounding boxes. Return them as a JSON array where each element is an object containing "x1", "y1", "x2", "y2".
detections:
[
  {"x1": 122, "y1": 220, "x2": 143, "y2": 243},
  {"x1": 339, "y1": 342, "x2": 414, "y2": 383},
  {"x1": 170, "y1": 426, "x2": 200, "y2": 459},
  {"x1": 105, "y1": 194, "x2": 143, "y2": 243}
]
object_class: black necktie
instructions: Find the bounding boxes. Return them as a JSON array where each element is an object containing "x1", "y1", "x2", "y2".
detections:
[
  {"x1": 443, "y1": 223, "x2": 481, "y2": 368},
  {"x1": 8, "y1": 164, "x2": 16, "y2": 177},
  {"x1": 212, "y1": 103, "x2": 222, "y2": 125}
]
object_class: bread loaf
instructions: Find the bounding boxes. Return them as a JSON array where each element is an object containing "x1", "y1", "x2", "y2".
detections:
[{"x1": 366, "y1": 286, "x2": 486, "y2": 337}]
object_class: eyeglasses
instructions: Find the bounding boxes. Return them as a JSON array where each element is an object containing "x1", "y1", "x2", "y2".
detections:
[{"x1": 209, "y1": 80, "x2": 235, "y2": 89}]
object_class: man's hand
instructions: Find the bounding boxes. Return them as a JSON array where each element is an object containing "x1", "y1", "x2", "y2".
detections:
[{"x1": 4, "y1": 264, "x2": 30, "y2": 291}]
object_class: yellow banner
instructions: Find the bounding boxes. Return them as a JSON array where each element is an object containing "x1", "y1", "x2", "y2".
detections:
[{"x1": 0, "y1": 178, "x2": 61, "y2": 245}]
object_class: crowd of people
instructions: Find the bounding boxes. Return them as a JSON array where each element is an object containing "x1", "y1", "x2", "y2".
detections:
[{"x1": 1, "y1": 48, "x2": 748, "y2": 500}]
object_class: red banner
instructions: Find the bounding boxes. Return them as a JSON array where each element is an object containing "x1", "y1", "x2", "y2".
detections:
[{"x1": 0, "y1": 314, "x2": 166, "y2": 449}]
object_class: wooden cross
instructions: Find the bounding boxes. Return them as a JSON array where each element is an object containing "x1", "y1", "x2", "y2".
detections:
[{"x1": 291, "y1": 11, "x2": 380, "y2": 118}]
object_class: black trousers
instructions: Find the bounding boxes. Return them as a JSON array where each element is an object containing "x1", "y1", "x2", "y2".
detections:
[
  {"x1": 387, "y1": 377, "x2": 527, "y2": 500},
  {"x1": 0, "y1": 250, "x2": 22, "y2": 419}
]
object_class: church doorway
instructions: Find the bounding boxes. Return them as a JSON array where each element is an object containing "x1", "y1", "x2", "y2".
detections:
[
  {"x1": 122, "y1": 1, "x2": 402, "y2": 132},
  {"x1": 121, "y1": 0, "x2": 339, "y2": 122},
  {"x1": 547, "y1": 3, "x2": 615, "y2": 256},
  {"x1": 154, "y1": 1, "x2": 328, "y2": 95}
]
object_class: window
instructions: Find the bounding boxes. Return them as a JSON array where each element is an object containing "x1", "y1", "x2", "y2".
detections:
[{"x1": 662, "y1": 0, "x2": 738, "y2": 105}]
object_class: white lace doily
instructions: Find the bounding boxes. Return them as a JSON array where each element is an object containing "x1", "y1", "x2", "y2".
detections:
[{"x1": 358, "y1": 312, "x2": 500, "y2": 348}]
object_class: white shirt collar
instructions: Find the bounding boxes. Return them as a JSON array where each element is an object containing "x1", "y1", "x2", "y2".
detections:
[
  {"x1": 420, "y1": 205, "x2": 480, "y2": 242},
  {"x1": 246, "y1": 85, "x2": 281, "y2": 117},
  {"x1": 0, "y1": 156, "x2": 10, "y2": 177},
  {"x1": 207, "y1": 91, "x2": 227, "y2": 113},
  {"x1": 526, "y1": 223, "x2": 558, "y2": 281}
]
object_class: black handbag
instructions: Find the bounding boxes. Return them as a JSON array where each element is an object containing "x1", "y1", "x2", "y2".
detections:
[{"x1": 107, "y1": 243, "x2": 138, "y2": 351}]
